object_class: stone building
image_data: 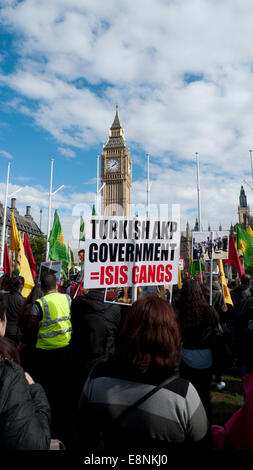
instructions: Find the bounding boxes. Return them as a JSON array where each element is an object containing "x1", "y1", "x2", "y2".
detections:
[
  {"x1": 180, "y1": 221, "x2": 192, "y2": 271},
  {"x1": 238, "y1": 185, "x2": 253, "y2": 230},
  {"x1": 0, "y1": 197, "x2": 41, "y2": 247}
]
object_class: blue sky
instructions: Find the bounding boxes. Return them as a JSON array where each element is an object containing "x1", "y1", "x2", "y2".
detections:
[{"x1": 0, "y1": 0, "x2": 253, "y2": 248}]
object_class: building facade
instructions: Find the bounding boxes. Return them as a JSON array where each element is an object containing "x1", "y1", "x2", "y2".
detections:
[
  {"x1": 0, "y1": 197, "x2": 41, "y2": 248},
  {"x1": 238, "y1": 185, "x2": 253, "y2": 230},
  {"x1": 101, "y1": 106, "x2": 132, "y2": 216}
]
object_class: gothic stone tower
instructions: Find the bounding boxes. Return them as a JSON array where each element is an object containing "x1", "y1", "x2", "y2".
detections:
[
  {"x1": 101, "y1": 106, "x2": 132, "y2": 216},
  {"x1": 238, "y1": 185, "x2": 251, "y2": 230}
]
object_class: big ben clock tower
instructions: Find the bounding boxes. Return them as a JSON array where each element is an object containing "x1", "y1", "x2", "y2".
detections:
[{"x1": 101, "y1": 106, "x2": 132, "y2": 216}]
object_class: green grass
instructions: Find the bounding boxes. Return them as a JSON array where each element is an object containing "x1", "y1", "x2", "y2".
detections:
[{"x1": 210, "y1": 367, "x2": 244, "y2": 425}]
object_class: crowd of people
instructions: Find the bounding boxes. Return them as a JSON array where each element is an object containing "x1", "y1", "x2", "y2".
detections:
[{"x1": 1, "y1": 250, "x2": 253, "y2": 455}]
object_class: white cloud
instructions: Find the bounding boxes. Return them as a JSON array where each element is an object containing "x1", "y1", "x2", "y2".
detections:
[
  {"x1": 1, "y1": 0, "x2": 253, "y2": 232},
  {"x1": 0, "y1": 149, "x2": 13, "y2": 159},
  {"x1": 57, "y1": 147, "x2": 76, "y2": 159},
  {"x1": 0, "y1": 180, "x2": 96, "y2": 248}
]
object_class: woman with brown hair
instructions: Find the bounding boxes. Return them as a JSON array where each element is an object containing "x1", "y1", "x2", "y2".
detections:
[
  {"x1": 178, "y1": 278, "x2": 220, "y2": 420},
  {"x1": 77, "y1": 294, "x2": 211, "y2": 453}
]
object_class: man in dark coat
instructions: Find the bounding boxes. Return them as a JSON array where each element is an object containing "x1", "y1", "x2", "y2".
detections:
[
  {"x1": 230, "y1": 274, "x2": 252, "y2": 319},
  {"x1": 68, "y1": 288, "x2": 124, "y2": 408}
]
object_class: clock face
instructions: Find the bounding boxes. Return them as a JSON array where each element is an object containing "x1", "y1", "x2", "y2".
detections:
[{"x1": 106, "y1": 158, "x2": 120, "y2": 172}]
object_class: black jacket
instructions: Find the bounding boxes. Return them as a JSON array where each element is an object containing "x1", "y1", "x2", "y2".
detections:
[
  {"x1": 68, "y1": 290, "x2": 124, "y2": 407},
  {"x1": 0, "y1": 359, "x2": 51, "y2": 450},
  {"x1": 179, "y1": 304, "x2": 220, "y2": 349},
  {"x1": 231, "y1": 285, "x2": 251, "y2": 316},
  {"x1": 3, "y1": 290, "x2": 26, "y2": 341},
  {"x1": 70, "y1": 290, "x2": 123, "y2": 370}
]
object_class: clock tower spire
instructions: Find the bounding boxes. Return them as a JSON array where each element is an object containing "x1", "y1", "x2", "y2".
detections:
[{"x1": 101, "y1": 107, "x2": 132, "y2": 216}]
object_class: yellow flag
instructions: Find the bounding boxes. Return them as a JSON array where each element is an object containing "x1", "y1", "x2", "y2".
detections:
[
  {"x1": 68, "y1": 241, "x2": 72, "y2": 270},
  {"x1": 178, "y1": 266, "x2": 182, "y2": 289},
  {"x1": 10, "y1": 211, "x2": 34, "y2": 297},
  {"x1": 10, "y1": 210, "x2": 20, "y2": 253},
  {"x1": 248, "y1": 226, "x2": 253, "y2": 238},
  {"x1": 217, "y1": 259, "x2": 233, "y2": 306}
]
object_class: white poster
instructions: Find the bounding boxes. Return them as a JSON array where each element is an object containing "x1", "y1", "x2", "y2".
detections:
[
  {"x1": 39, "y1": 261, "x2": 62, "y2": 283},
  {"x1": 83, "y1": 217, "x2": 180, "y2": 288}
]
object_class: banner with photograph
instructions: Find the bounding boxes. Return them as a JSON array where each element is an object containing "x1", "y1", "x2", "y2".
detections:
[
  {"x1": 104, "y1": 287, "x2": 133, "y2": 306},
  {"x1": 39, "y1": 260, "x2": 62, "y2": 283},
  {"x1": 192, "y1": 231, "x2": 229, "y2": 261}
]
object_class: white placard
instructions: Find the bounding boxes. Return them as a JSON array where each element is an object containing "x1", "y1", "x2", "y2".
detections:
[
  {"x1": 83, "y1": 217, "x2": 180, "y2": 288},
  {"x1": 39, "y1": 261, "x2": 62, "y2": 283},
  {"x1": 192, "y1": 230, "x2": 229, "y2": 261}
]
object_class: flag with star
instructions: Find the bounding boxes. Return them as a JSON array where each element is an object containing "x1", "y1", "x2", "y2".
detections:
[
  {"x1": 48, "y1": 210, "x2": 68, "y2": 269},
  {"x1": 237, "y1": 224, "x2": 253, "y2": 270}
]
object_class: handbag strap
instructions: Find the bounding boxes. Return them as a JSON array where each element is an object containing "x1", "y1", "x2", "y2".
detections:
[{"x1": 114, "y1": 373, "x2": 178, "y2": 426}]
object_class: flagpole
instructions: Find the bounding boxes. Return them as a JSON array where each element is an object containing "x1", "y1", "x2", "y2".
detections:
[
  {"x1": 209, "y1": 232, "x2": 213, "y2": 306},
  {"x1": 249, "y1": 149, "x2": 253, "y2": 189},
  {"x1": 195, "y1": 152, "x2": 203, "y2": 282},
  {"x1": 96, "y1": 155, "x2": 99, "y2": 215},
  {"x1": 46, "y1": 159, "x2": 53, "y2": 262},
  {"x1": 170, "y1": 284, "x2": 173, "y2": 304},
  {"x1": 0, "y1": 162, "x2": 10, "y2": 269},
  {"x1": 196, "y1": 152, "x2": 202, "y2": 230},
  {"x1": 39, "y1": 209, "x2": 42, "y2": 231},
  {"x1": 147, "y1": 153, "x2": 150, "y2": 217}
]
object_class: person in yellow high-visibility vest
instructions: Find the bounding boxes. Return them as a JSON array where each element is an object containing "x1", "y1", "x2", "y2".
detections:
[{"x1": 25, "y1": 272, "x2": 72, "y2": 446}]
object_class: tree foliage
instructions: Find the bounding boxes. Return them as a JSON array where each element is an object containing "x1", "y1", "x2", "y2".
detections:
[{"x1": 29, "y1": 233, "x2": 47, "y2": 273}]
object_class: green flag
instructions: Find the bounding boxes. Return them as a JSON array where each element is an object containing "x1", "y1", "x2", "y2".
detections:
[
  {"x1": 80, "y1": 216, "x2": 86, "y2": 242},
  {"x1": 190, "y1": 260, "x2": 206, "y2": 276},
  {"x1": 68, "y1": 241, "x2": 74, "y2": 270},
  {"x1": 61, "y1": 268, "x2": 67, "y2": 280},
  {"x1": 92, "y1": 204, "x2": 97, "y2": 216},
  {"x1": 237, "y1": 224, "x2": 253, "y2": 270},
  {"x1": 48, "y1": 210, "x2": 68, "y2": 268}
]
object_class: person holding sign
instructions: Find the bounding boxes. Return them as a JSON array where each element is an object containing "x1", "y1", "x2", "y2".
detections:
[
  {"x1": 23, "y1": 273, "x2": 72, "y2": 445},
  {"x1": 77, "y1": 295, "x2": 212, "y2": 452},
  {"x1": 69, "y1": 287, "x2": 123, "y2": 413}
]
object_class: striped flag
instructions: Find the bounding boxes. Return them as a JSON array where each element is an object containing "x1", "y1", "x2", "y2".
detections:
[
  {"x1": 10, "y1": 211, "x2": 34, "y2": 297},
  {"x1": 68, "y1": 241, "x2": 74, "y2": 270},
  {"x1": 92, "y1": 204, "x2": 98, "y2": 216},
  {"x1": 48, "y1": 210, "x2": 68, "y2": 269},
  {"x1": 79, "y1": 216, "x2": 86, "y2": 242}
]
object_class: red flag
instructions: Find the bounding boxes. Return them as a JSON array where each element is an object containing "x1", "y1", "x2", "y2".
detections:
[
  {"x1": 223, "y1": 234, "x2": 244, "y2": 278},
  {"x1": 3, "y1": 241, "x2": 11, "y2": 274},
  {"x1": 23, "y1": 233, "x2": 36, "y2": 279}
]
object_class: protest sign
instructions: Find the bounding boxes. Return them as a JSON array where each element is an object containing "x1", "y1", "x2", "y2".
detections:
[
  {"x1": 83, "y1": 217, "x2": 180, "y2": 288},
  {"x1": 39, "y1": 261, "x2": 62, "y2": 283},
  {"x1": 104, "y1": 287, "x2": 133, "y2": 306},
  {"x1": 192, "y1": 230, "x2": 229, "y2": 261}
]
